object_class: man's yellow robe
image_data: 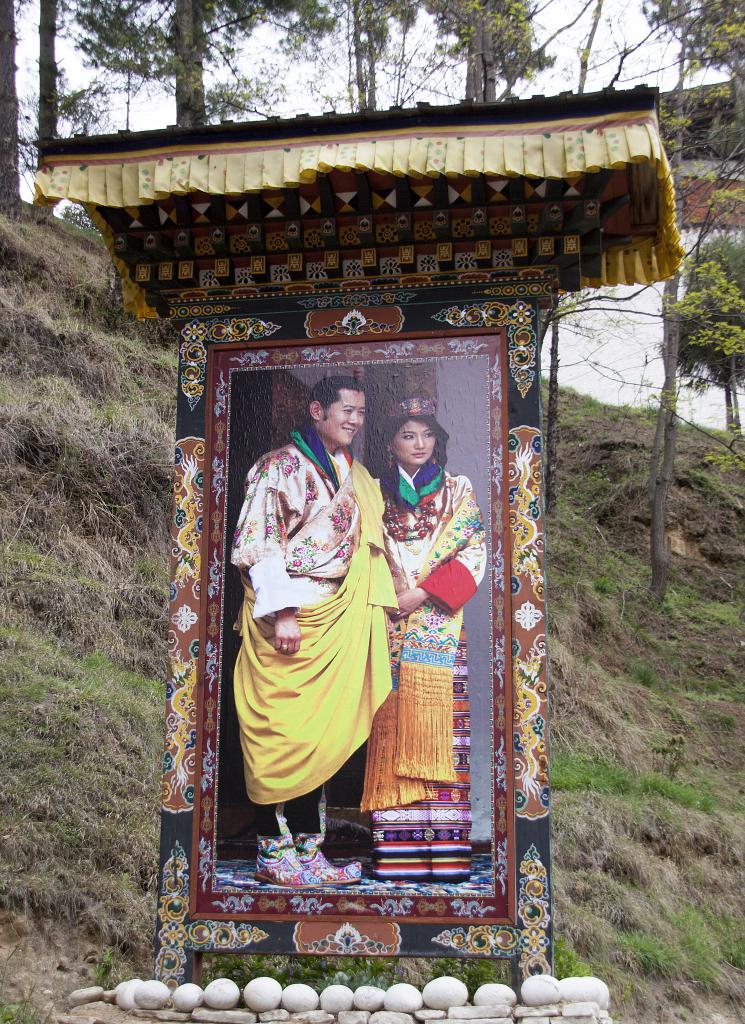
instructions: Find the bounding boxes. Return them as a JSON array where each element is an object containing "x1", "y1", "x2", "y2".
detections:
[{"x1": 233, "y1": 452, "x2": 395, "y2": 805}]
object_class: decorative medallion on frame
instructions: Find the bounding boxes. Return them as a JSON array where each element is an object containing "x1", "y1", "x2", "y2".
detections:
[{"x1": 294, "y1": 921, "x2": 402, "y2": 955}]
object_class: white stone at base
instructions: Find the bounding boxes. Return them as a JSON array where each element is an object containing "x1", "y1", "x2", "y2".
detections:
[
  {"x1": 116, "y1": 980, "x2": 144, "y2": 1012},
  {"x1": 591, "y1": 981, "x2": 610, "y2": 1012},
  {"x1": 131, "y1": 1010, "x2": 192, "y2": 1021},
  {"x1": 383, "y1": 988, "x2": 423, "y2": 1014},
  {"x1": 473, "y1": 988, "x2": 516, "y2": 1009},
  {"x1": 448, "y1": 1008, "x2": 513, "y2": 1019},
  {"x1": 135, "y1": 982, "x2": 171, "y2": 1011},
  {"x1": 520, "y1": 979, "x2": 561, "y2": 1008},
  {"x1": 244, "y1": 980, "x2": 283, "y2": 1013},
  {"x1": 354, "y1": 990, "x2": 387, "y2": 1013},
  {"x1": 203, "y1": 981, "x2": 241, "y2": 1011},
  {"x1": 338, "y1": 1012, "x2": 371, "y2": 1024},
  {"x1": 320, "y1": 988, "x2": 355, "y2": 1014},
  {"x1": 191, "y1": 1010, "x2": 258, "y2": 1024},
  {"x1": 557, "y1": 980, "x2": 607, "y2": 1012},
  {"x1": 68, "y1": 987, "x2": 105, "y2": 1008},
  {"x1": 446, "y1": 1017, "x2": 514, "y2": 1024},
  {"x1": 172, "y1": 985, "x2": 204, "y2": 1013},
  {"x1": 369, "y1": 1012, "x2": 416, "y2": 1024},
  {"x1": 422, "y1": 979, "x2": 468, "y2": 1011},
  {"x1": 560, "y1": 1004, "x2": 599, "y2": 1017},
  {"x1": 282, "y1": 987, "x2": 320, "y2": 1013}
]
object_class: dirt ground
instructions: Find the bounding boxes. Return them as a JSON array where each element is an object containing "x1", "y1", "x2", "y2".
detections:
[
  {"x1": 3, "y1": 911, "x2": 744, "y2": 1024},
  {"x1": 0, "y1": 911, "x2": 105, "y2": 1020}
]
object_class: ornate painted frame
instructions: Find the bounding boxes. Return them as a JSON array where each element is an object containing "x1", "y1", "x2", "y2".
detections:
[{"x1": 154, "y1": 276, "x2": 552, "y2": 985}]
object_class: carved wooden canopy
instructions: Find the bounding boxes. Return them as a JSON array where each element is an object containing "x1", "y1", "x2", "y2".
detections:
[{"x1": 35, "y1": 87, "x2": 683, "y2": 318}]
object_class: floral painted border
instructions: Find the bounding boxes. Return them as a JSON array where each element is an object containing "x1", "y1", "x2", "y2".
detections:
[
  {"x1": 517, "y1": 842, "x2": 551, "y2": 977},
  {"x1": 508, "y1": 427, "x2": 549, "y2": 821},
  {"x1": 155, "y1": 841, "x2": 269, "y2": 987},
  {"x1": 178, "y1": 317, "x2": 281, "y2": 409},
  {"x1": 293, "y1": 921, "x2": 402, "y2": 955},
  {"x1": 163, "y1": 437, "x2": 204, "y2": 813},
  {"x1": 432, "y1": 302, "x2": 537, "y2": 400},
  {"x1": 428, "y1": 842, "x2": 550, "y2": 981}
]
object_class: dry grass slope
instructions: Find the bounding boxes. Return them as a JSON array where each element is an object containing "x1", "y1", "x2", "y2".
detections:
[
  {"x1": 0, "y1": 213, "x2": 178, "y2": 957},
  {"x1": 1, "y1": 212, "x2": 744, "y2": 1022},
  {"x1": 547, "y1": 395, "x2": 745, "y2": 1017}
]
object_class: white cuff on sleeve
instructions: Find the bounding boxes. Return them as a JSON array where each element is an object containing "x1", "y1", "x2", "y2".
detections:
[{"x1": 249, "y1": 557, "x2": 299, "y2": 619}]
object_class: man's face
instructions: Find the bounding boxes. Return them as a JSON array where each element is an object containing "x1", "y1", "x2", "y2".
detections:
[{"x1": 310, "y1": 388, "x2": 366, "y2": 451}]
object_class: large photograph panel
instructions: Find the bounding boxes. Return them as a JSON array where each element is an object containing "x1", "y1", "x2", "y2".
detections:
[{"x1": 192, "y1": 334, "x2": 513, "y2": 950}]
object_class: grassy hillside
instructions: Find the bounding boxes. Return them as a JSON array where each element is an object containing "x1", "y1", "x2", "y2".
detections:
[
  {"x1": 546, "y1": 396, "x2": 745, "y2": 1012},
  {"x1": 0, "y1": 212, "x2": 175, "y2": 952},
  {"x1": 1, "y1": 212, "x2": 743, "y2": 1022}
]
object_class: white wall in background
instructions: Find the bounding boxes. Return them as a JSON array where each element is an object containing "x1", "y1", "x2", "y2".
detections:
[{"x1": 546, "y1": 283, "x2": 732, "y2": 430}]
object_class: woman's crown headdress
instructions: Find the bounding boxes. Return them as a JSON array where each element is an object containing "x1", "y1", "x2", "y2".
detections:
[{"x1": 399, "y1": 396, "x2": 436, "y2": 416}]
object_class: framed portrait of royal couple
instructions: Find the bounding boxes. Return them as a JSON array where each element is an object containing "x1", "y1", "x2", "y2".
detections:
[{"x1": 158, "y1": 287, "x2": 552, "y2": 981}]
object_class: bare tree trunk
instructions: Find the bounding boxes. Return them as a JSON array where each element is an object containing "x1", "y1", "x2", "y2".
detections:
[
  {"x1": 363, "y1": 0, "x2": 377, "y2": 110},
  {"x1": 649, "y1": 273, "x2": 680, "y2": 602},
  {"x1": 0, "y1": 0, "x2": 21, "y2": 220},
  {"x1": 174, "y1": 0, "x2": 206, "y2": 127},
  {"x1": 577, "y1": 0, "x2": 603, "y2": 93},
  {"x1": 648, "y1": 41, "x2": 685, "y2": 603},
  {"x1": 351, "y1": 0, "x2": 366, "y2": 109},
  {"x1": 545, "y1": 315, "x2": 560, "y2": 514},
  {"x1": 39, "y1": 0, "x2": 58, "y2": 140},
  {"x1": 482, "y1": 16, "x2": 496, "y2": 101},
  {"x1": 730, "y1": 356, "x2": 741, "y2": 433},
  {"x1": 465, "y1": 20, "x2": 481, "y2": 100},
  {"x1": 125, "y1": 70, "x2": 132, "y2": 131},
  {"x1": 465, "y1": 9, "x2": 498, "y2": 102},
  {"x1": 724, "y1": 381, "x2": 733, "y2": 432}
]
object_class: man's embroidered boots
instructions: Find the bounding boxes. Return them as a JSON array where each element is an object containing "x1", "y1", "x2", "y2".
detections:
[
  {"x1": 294, "y1": 832, "x2": 362, "y2": 885},
  {"x1": 255, "y1": 832, "x2": 325, "y2": 887}
]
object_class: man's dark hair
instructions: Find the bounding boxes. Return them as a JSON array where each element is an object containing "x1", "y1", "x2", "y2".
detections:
[{"x1": 311, "y1": 375, "x2": 366, "y2": 410}]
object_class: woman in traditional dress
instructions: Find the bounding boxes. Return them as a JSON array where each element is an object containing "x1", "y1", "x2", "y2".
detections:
[{"x1": 361, "y1": 396, "x2": 486, "y2": 882}]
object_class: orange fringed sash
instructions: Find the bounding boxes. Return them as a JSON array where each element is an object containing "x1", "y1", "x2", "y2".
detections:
[{"x1": 361, "y1": 492, "x2": 483, "y2": 811}]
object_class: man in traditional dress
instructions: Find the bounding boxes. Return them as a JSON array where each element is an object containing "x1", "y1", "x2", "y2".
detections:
[{"x1": 231, "y1": 376, "x2": 396, "y2": 887}]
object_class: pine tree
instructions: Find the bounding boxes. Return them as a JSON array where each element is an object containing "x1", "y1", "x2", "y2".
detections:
[
  {"x1": 75, "y1": 0, "x2": 328, "y2": 127},
  {"x1": 0, "y1": 0, "x2": 21, "y2": 219},
  {"x1": 678, "y1": 237, "x2": 745, "y2": 432},
  {"x1": 39, "y1": 0, "x2": 59, "y2": 140}
]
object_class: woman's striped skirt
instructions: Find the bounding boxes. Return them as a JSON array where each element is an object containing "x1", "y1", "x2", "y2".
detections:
[{"x1": 370, "y1": 631, "x2": 472, "y2": 882}]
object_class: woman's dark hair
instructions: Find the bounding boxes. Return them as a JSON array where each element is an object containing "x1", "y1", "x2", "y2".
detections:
[{"x1": 384, "y1": 413, "x2": 449, "y2": 470}]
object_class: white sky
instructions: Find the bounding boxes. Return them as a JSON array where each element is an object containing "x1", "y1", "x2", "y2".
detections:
[
  {"x1": 14, "y1": 0, "x2": 737, "y2": 430},
  {"x1": 16, "y1": 0, "x2": 707, "y2": 136}
]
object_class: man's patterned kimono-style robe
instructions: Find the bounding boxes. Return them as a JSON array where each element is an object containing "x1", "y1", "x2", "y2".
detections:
[{"x1": 230, "y1": 443, "x2": 395, "y2": 807}]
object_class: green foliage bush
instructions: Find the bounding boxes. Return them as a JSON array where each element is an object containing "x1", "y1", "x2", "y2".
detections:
[
  {"x1": 638, "y1": 774, "x2": 715, "y2": 812},
  {"x1": 552, "y1": 754, "x2": 633, "y2": 795},
  {"x1": 553, "y1": 938, "x2": 593, "y2": 980},
  {"x1": 619, "y1": 932, "x2": 682, "y2": 976},
  {"x1": 205, "y1": 955, "x2": 510, "y2": 995}
]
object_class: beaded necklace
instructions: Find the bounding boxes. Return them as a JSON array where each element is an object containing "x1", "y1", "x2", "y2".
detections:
[{"x1": 383, "y1": 491, "x2": 440, "y2": 541}]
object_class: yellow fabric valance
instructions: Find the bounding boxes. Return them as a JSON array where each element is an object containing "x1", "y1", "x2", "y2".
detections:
[{"x1": 34, "y1": 107, "x2": 684, "y2": 316}]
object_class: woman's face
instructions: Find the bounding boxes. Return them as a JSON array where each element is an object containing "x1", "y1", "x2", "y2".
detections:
[{"x1": 391, "y1": 419, "x2": 437, "y2": 476}]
